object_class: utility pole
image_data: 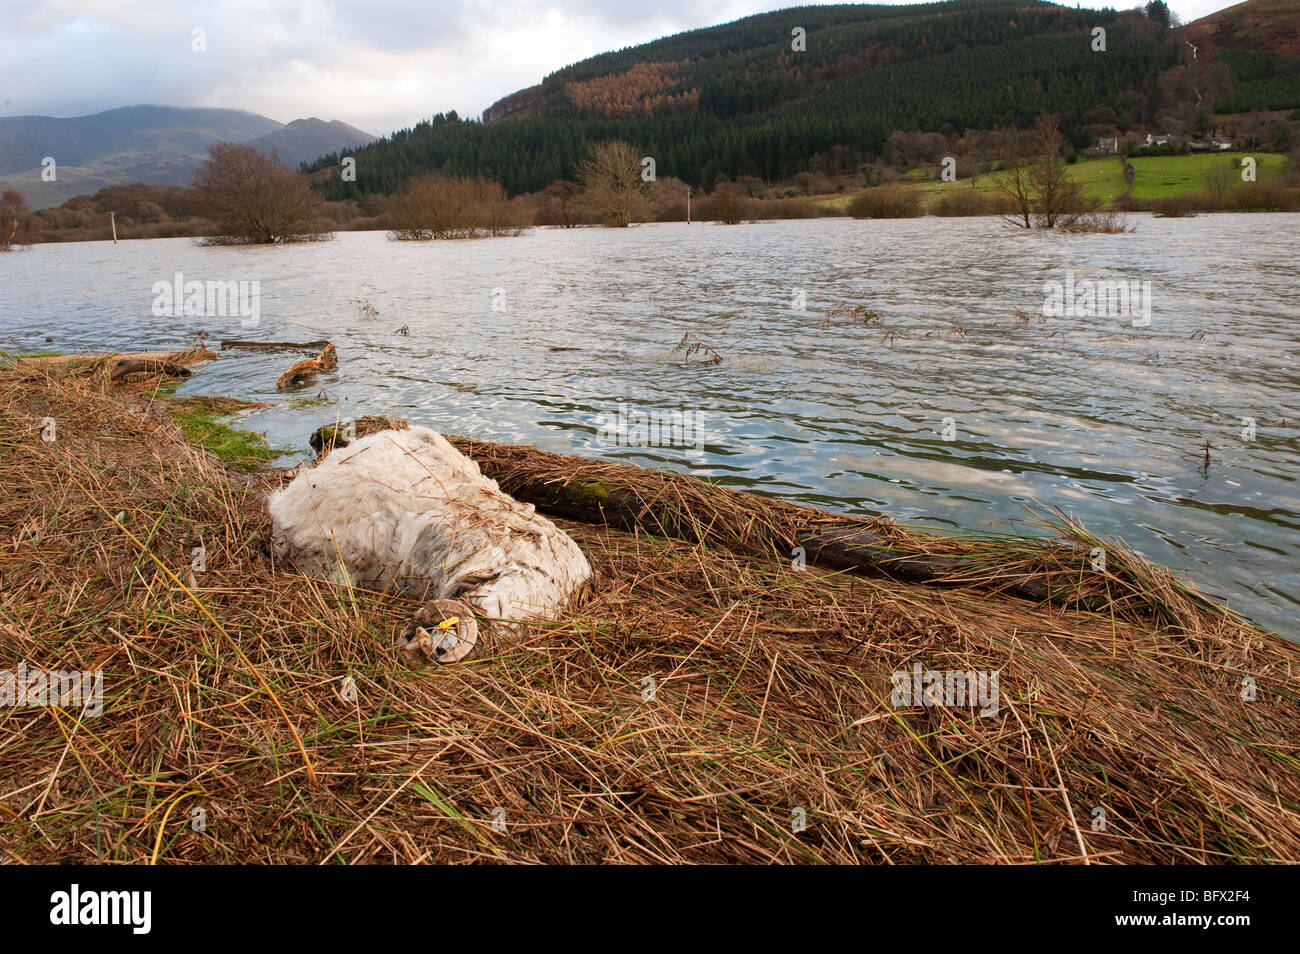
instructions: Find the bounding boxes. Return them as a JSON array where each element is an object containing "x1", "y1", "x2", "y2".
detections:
[
  {"x1": 109, "y1": 211, "x2": 118, "y2": 244},
  {"x1": 686, "y1": 187, "x2": 691, "y2": 224}
]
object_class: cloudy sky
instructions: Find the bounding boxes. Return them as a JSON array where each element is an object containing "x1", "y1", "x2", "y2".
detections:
[{"x1": 1, "y1": 0, "x2": 1245, "y2": 137}]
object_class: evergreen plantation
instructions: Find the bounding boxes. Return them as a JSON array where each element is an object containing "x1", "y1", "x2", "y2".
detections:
[{"x1": 307, "y1": 0, "x2": 1185, "y2": 198}]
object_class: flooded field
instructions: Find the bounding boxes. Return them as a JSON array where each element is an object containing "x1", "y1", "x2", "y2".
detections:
[{"x1": 3, "y1": 214, "x2": 1298, "y2": 634}]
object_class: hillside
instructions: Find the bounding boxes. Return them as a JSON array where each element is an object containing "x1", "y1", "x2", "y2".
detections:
[
  {"x1": 1178, "y1": 0, "x2": 1300, "y2": 113},
  {"x1": 312, "y1": 0, "x2": 1182, "y2": 198},
  {"x1": 1185, "y1": 0, "x2": 1300, "y2": 59},
  {"x1": 0, "y1": 106, "x2": 375, "y2": 208}
]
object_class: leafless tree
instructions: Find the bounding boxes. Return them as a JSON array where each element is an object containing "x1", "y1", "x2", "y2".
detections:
[
  {"x1": 995, "y1": 116, "x2": 1092, "y2": 229},
  {"x1": 193, "y1": 142, "x2": 330, "y2": 244},
  {"x1": 1203, "y1": 162, "x2": 1235, "y2": 202},
  {"x1": 0, "y1": 190, "x2": 28, "y2": 250},
  {"x1": 577, "y1": 140, "x2": 656, "y2": 227},
  {"x1": 993, "y1": 129, "x2": 1034, "y2": 229},
  {"x1": 389, "y1": 174, "x2": 521, "y2": 239},
  {"x1": 543, "y1": 180, "x2": 583, "y2": 228},
  {"x1": 1028, "y1": 115, "x2": 1089, "y2": 228}
]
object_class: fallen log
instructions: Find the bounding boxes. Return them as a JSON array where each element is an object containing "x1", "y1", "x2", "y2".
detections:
[
  {"x1": 798, "y1": 524, "x2": 973, "y2": 582},
  {"x1": 436, "y1": 436, "x2": 1111, "y2": 613},
  {"x1": 221, "y1": 339, "x2": 331, "y2": 353},
  {"x1": 797, "y1": 524, "x2": 1111, "y2": 612},
  {"x1": 455, "y1": 464, "x2": 1105, "y2": 610},
  {"x1": 109, "y1": 357, "x2": 192, "y2": 382},
  {"x1": 445, "y1": 434, "x2": 833, "y2": 558},
  {"x1": 11, "y1": 346, "x2": 216, "y2": 369}
]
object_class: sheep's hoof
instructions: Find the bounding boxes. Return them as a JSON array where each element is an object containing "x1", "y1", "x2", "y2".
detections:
[{"x1": 399, "y1": 599, "x2": 479, "y2": 666}]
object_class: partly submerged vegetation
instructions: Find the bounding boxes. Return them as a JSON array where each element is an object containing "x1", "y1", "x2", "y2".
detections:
[
  {"x1": 193, "y1": 143, "x2": 335, "y2": 245},
  {"x1": 11, "y1": 143, "x2": 1296, "y2": 247},
  {"x1": 168, "y1": 395, "x2": 286, "y2": 470},
  {"x1": 388, "y1": 174, "x2": 523, "y2": 240},
  {"x1": 1, "y1": 352, "x2": 1296, "y2": 863}
]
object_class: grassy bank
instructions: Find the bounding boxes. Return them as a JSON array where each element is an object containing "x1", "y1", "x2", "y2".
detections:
[
  {"x1": 921, "y1": 152, "x2": 1288, "y2": 203},
  {"x1": 1, "y1": 354, "x2": 1297, "y2": 864},
  {"x1": 819, "y1": 151, "x2": 1294, "y2": 214},
  {"x1": 168, "y1": 394, "x2": 287, "y2": 470}
]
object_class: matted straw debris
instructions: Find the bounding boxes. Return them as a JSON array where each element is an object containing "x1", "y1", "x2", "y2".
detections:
[{"x1": 0, "y1": 358, "x2": 1296, "y2": 864}]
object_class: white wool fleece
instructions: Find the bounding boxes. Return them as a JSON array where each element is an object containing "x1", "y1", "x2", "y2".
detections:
[{"x1": 268, "y1": 426, "x2": 591, "y2": 626}]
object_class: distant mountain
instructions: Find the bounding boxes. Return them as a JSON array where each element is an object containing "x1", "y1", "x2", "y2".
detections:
[
  {"x1": 247, "y1": 118, "x2": 377, "y2": 168},
  {"x1": 0, "y1": 105, "x2": 375, "y2": 207}
]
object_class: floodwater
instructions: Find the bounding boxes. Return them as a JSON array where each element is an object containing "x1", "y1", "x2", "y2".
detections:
[{"x1": 3, "y1": 216, "x2": 1298, "y2": 636}]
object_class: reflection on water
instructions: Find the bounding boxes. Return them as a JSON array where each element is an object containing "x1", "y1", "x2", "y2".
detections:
[{"x1": 3, "y1": 216, "x2": 1298, "y2": 636}]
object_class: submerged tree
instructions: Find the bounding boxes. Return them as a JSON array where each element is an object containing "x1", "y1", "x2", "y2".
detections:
[
  {"x1": 0, "y1": 190, "x2": 28, "y2": 250},
  {"x1": 388, "y1": 174, "x2": 521, "y2": 240},
  {"x1": 993, "y1": 129, "x2": 1034, "y2": 229},
  {"x1": 542, "y1": 180, "x2": 584, "y2": 228},
  {"x1": 708, "y1": 184, "x2": 752, "y2": 224},
  {"x1": 1029, "y1": 115, "x2": 1090, "y2": 228},
  {"x1": 995, "y1": 115, "x2": 1093, "y2": 230},
  {"x1": 193, "y1": 143, "x2": 330, "y2": 244},
  {"x1": 577, "y1": 140, "x2": 656, "y2": 227}
]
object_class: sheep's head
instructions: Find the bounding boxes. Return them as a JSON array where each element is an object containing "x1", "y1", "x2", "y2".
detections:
[{"x1": 399, "y1": 599, "x2": 479, "y2": 665}]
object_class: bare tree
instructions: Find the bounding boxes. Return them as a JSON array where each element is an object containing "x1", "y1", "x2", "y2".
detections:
[
  {"x1": 994, "y1": 116, "x2": 1092, "y2": 229},
  {"x1": 0, "y1": 190, "x2": 28, "y2": 250},
  {"x1": 1027, "y1": 115, "x2": 1088, "y2": 228},
  {"x1": 193, "y1": 142, "x2": 329, "y2": 244},
  {"x1": 708, "y1": 184, "x2": 752, "y2": 224},
  {"x1": 543, "y1": 180, "x2": 583, "y2": 228},
  {"x1": 1203, "y1": 162, "x2": 1235, "y2": 202},
  {"x1": 389, "y1": 174, "x2": 521, "y2": 240},
  {"x1": 993, "y1": 129, "x2": 1034, "y2": 229},
  {"x1": 577, "y1": 140, "x2": 656, "y2": 227}
]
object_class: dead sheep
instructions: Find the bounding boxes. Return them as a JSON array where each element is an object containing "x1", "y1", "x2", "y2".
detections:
[{"x1": 268, "y1": 425, "x2": 591, "y2": 664}]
